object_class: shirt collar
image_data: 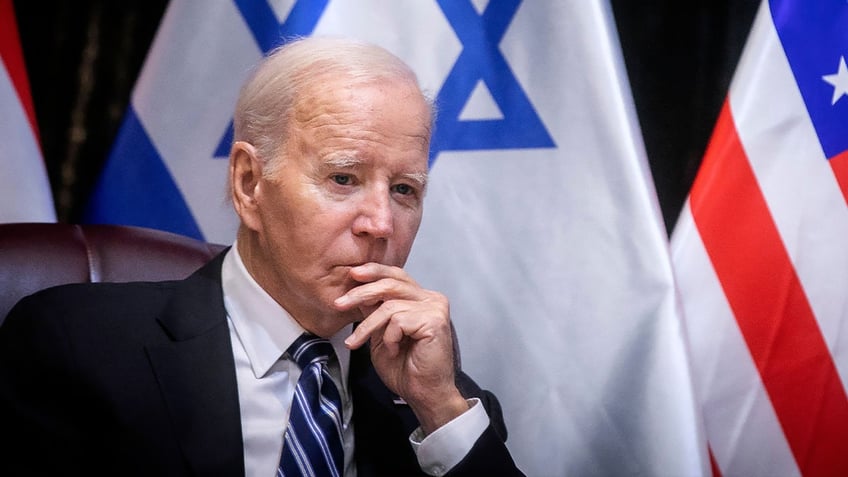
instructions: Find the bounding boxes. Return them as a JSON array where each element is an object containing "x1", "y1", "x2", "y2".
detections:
[{"x1": 221, "y1": 243, "x2": 352, "y2": 389}]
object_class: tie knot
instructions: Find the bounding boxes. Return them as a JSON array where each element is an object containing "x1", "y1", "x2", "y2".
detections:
[{"x1": 287, "y1": 333, "x2": 335, "y2": 370}]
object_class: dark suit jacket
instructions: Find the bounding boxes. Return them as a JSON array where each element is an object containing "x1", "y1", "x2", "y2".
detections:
[{"x1": 0, "y1": 253, "x2": 522, "y2": 476}]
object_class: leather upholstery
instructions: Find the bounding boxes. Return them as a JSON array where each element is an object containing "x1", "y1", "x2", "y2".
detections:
[{"x1": 0, "y1": 223, "x2": 225, "y2": 324}]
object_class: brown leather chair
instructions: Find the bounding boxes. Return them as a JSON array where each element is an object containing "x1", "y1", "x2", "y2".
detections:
[{"x1": 0, "y1": 223, "x2": 226, "y2": 325}]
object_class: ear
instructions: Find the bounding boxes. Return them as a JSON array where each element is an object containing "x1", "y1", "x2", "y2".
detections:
[{"x1": 229, "y1": 141, "x2": 264, "y2": 231}]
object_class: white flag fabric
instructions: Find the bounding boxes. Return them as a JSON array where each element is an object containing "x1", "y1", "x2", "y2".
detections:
[
  {"x1": 671, "y1": 1, "x2": 848, "y2": 476},
  {"x1": 0, "y1": 0, "x2": 56, "y2": 223},
  {"x1": 86, "y1": 1, "x2": 708, "y2": 475}
]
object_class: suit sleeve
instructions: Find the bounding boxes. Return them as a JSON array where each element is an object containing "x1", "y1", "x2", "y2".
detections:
[
  {"x1": 447, "y1": 371, "x2": 526, "y2": 477},
  {"x1": 0, "y1": 295, "x2": 97, "y2": 474}
]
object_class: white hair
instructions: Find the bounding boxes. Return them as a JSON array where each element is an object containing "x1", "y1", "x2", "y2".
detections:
[{"x1": 232, "y1": 36, "x2": 434, "y2": 177}]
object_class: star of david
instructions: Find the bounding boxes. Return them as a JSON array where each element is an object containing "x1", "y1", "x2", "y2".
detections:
[
  {"x1": 213, "y1": 0, "x2": 328, "y2": 157},
  {"x1": 430, "y1": 0, "x2": 555, "y2": 165}
]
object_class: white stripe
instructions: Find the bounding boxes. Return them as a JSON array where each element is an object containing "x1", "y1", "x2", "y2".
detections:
[
  {"x1": 293, "y1": 338, "x2": 332, "y2": 366},
  {"x1": 0, "y1": 61, "x2": 55, "y2": 222},
  {"x1": 284, "y1": 415, "x2": 316, "y2": 477},
  {"x1": 290, "y1": 369, "x2": 341, "y2": 477},
  {"x1": 318, "y1": 366, "x2": 344, "y2": 442},
  {"x1": 287, "y1": 428, "x2": 315, "y2": 477},
  {"x1": 318, "y1": 395, "x2": 344, "y2": 442},
  {"x1": 672, "y1": 205, "x2": 801, "y2": 477}
]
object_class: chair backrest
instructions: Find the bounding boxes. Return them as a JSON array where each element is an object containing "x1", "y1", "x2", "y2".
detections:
[{"x1": 0, "y1": 223, "x2": 226, "y2": 324}]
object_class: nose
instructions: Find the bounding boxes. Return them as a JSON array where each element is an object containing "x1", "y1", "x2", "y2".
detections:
[{"x1": 352, "y1": 188, "x2": 394, "y2": 239}]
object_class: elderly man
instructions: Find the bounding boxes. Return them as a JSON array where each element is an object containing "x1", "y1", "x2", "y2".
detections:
[{"x1": 0, "y1": 37, "x2": 523, "y2": 476}]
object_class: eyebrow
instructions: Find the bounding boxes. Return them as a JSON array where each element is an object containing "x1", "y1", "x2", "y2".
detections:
[
  {"x1": 403, "y1": 171, "x2": 429, "y2": 189},
  {"x1": 323, "y1": 156, "x2": 363, "y2": 169}
]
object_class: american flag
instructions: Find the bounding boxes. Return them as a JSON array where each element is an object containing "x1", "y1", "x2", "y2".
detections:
[{"x1": 671, "y1": 0, "x2": 848, "y2": 475}]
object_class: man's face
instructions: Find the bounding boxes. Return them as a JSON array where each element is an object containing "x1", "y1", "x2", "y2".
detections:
[{"x1": 247, "y1": 78, "x2": 431, "y2": 336}]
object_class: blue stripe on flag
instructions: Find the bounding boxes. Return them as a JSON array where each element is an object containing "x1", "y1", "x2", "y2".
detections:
[
  {"x1": 84, "y1": 106, "x2": 204, "y2": 240},
  {"x1": 770, "y1": 0, "x2": 848, "y2": 159}
]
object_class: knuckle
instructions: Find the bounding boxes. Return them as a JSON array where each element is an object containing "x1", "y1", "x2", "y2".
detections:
[{"x1": 427, "y1": 292, "x2": 449, "y2": 312}]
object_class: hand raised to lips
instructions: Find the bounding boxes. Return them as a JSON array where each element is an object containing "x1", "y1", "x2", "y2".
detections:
[{"x1": 336, "y1": 263, "x2": 469, "y2": 435}]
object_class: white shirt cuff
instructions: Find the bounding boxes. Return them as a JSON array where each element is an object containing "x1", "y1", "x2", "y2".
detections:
[{"x1": 408, "y1": 398, "x2": 488, "y2": 476}]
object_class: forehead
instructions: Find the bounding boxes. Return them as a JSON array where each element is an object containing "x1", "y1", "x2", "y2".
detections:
[
  {"x1": 291, "y1": 77, "x2": 431, "y2": 169},
  {"x1": 295, "y1": 74, "x2": 431, "y2": 131}
]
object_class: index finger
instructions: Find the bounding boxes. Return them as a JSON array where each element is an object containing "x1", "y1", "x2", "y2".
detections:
[
  {"x1": 348, "y1": 262, "x2": 414, "y2": 284},
  {"x1": 334, "y1": 276, "x2": 419, "y2": 311},
  {"x1": 334, "y1": 263, "x2": 419, "y2": 310}
]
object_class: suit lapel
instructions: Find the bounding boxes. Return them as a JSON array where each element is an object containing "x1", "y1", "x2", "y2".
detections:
[{"x1": 145, "y1": 252, "x2": 245, "y2": 476}]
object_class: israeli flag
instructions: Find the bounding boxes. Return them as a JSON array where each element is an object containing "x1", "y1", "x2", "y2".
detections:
[{"x1": 86, "y1": 1, "x2": 708, "y2": 475}]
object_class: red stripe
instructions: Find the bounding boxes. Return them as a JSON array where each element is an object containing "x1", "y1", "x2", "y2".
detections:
[
  {"x1": 830, "y1": 150, "x2": 848, "y2": 208},
  {"x1": 708, "y1": 446, "x2": 722, "y2": 477},
  {"x1": 690, "y1": 100, "x2": 848, "y2": 476},
  {"x1": 0, "y1": 0, "x2": 40, "y2": 140}
]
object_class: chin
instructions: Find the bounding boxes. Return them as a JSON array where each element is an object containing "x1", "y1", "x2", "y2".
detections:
[
  {"x1": 340, "y1": 307, "x2": 365, "y2": 324},
  {"x1": 312, "y1": 309, "x2": 361, "y2": 339}
]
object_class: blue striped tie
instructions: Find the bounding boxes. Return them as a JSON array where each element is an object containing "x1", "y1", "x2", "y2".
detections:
[{"x1": 278, "y1": 334, "x2": 344, "y2": 477}]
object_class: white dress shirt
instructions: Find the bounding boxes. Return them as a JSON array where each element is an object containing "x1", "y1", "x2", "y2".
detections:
[{"x1": 221, "y1": 245, "x2": 488, "y2": 476}]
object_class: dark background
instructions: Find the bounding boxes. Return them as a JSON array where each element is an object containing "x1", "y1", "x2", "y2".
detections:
[{"x1": 14, "y1": 0, "x2": 761, "y2": 234}]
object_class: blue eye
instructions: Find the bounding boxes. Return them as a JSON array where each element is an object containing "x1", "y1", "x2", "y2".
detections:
[
  {"x1": 393, "y1": 184, "x2": 413, "y2": 195},
  {"x1": 332, "y1": 174, "x2": 352, "y2": 185}
]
